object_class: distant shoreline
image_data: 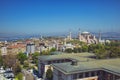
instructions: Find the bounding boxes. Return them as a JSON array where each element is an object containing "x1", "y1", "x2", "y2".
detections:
[{"x1": 0, "y1": 37, "x2": 120, "y2": 42}]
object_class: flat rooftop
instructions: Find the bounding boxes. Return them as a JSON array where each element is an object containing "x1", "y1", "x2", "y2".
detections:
[
  {"x1": 52, "y1": 58, "x2": 120, "y2": 76},
  {"x1": 38, "y1": 52, "x2": 96, "y2": 62}
]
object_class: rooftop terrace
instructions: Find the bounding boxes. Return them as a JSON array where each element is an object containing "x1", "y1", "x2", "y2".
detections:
[
  {"x1": 52, "y1": 58, "x2": 120, "y2": 76},
  {"x1": 38, "y1": 52, "x2": 96, "y2": 61}
]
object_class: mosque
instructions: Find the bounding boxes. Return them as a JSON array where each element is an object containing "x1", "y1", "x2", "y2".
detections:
[
  {"x1": 66, "y1": 30, "x2": 98, "y2": 44},
  {"x1": 78, "y1": 31, "x2": 98, "y2": 44}
]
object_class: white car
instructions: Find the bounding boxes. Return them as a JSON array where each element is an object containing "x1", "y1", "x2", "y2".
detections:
[
  {"x1": 0, "y1": 67, "x2": 5, "y2": 74},
  {"x1": 4, "y1": 70, "x2": 14, "y2": 78}
]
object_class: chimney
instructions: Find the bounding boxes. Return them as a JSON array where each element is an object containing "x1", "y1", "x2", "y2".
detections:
[{"x1": 71, "y1": 59, "x2": 78, "y2": 66}]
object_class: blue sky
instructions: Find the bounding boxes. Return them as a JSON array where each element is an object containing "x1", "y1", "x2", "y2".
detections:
[{"x1": 0, "y1": 0, "x2": 120, "y2": 34}]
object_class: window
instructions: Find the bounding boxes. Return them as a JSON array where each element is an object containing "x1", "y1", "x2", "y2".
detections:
[
  {"x1": 91, "y1": 72, "x2": 95, "y2": 76},
  {"x1": 48, "y1": 61, "x2": 51, "y2": 64},
  {"x1": 57, "y1": 60, "x2": 59, "y2": 63},
  {"x1": 73, "y1": 74, "x2": 77, "y2": 79},
  {"x1": 85, "y1": 72, "x2": 89, "y2": 77},
  {"x1": 79, "y1": 73, "x2": 83, "y2": 78}
]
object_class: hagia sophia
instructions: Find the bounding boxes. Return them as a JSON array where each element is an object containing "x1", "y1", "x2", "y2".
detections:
[{"x1": 66, "y1": 30, "x2": 99, "y2": 44}]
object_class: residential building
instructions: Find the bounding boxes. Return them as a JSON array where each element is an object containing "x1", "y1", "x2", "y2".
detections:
[
  {"x1": 7, "y1": 42, "x2": 26, "y2": 54},
  {"x1": 26, "y1": 43, "x2": 35, "y2": 54},
  {"x1": 0, "y1": 46, "x2": 7, "y2": 55}
]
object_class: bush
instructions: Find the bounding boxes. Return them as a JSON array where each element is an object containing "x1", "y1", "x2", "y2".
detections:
[
  {"x1": 65, "y1": 48, "x2": 73, "y2": 53},
  {"x1": 23, "y1": 61, "x2": 29, "y2": 69},
  {"x1": 46, "y1": 68, "x2": 53, "y2": 80},
  {"x1": 16, "y1": 72, "x2": 23, "y2": 80}
]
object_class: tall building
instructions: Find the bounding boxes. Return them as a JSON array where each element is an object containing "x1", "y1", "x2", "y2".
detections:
[
  {"x1": 26, "y1": 43, "x2": 35, "y2": 55},
  {"x1": 1, "y1": 46, "x2": 7, "y2": 55}
]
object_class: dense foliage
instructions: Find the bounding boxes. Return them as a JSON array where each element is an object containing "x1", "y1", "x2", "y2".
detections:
[
  {"x1": 0, "y1": 52, "x2": 3, "y2": 66},
  {"x1": 17, "y1": 52, "x2": 28, "y2": 64},
  {"x1": 16, "y1": 72, "x2": 23, "y2": 80},
  {"x1": 65, "y1": 41, "x2": 120, "y2": 59},
  {"x1": 32, "y1": 52, "x2": 40, "y2": 66}
]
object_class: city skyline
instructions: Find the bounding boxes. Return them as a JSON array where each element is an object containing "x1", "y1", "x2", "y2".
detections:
[{"x1": 0, "y1": 0, "x2": 120, "y2": 34}]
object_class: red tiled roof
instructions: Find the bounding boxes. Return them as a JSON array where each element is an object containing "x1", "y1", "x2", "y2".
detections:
[{"x1": 8, "y1": 44, "x2": 26, "y2": 49}]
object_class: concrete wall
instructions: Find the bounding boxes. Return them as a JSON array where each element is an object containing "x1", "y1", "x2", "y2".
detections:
[{"x1": 53, "y1": 68, "x2": 72, "y2": 80}]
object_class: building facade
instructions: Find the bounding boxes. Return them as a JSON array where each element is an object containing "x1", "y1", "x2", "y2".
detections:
[
  {"x1": 52, "y1": 59, "x2": 120, "y2": 80},
  {"x1": 26, "y1": 43, "x2": 35, "y2": 54},
  {"x1": 38, "y1": 52, "x2": 120, "y2": 80},
  {"x1": 0, "y1": 46, "x2": 7, "y2": 55},
  {"x1": 38, "y1": 53, "x2": 96, "y2": 79},
  {"x1": 78, "y1": 31, "x2": 98, "y2": 44}
]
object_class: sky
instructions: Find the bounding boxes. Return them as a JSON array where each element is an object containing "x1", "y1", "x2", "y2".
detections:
[{"x1": 0, "y1": 0, "x2": 120, "y2": 35}]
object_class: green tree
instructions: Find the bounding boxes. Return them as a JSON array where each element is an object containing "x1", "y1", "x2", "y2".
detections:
[
  {"x1": 23, "y1": 60, "x2": 29, "y2": 69},
  {"x1": 3, "y1": 54, "x2": 21, "y2": 74},
  {"x1": 73, "y1": 48, "x2": 78, "y2": 53},
  {"x1": 78, "y1": 47, "x2": 82, "y2": 53},
  {"x1": 13, "y1": 62, "x2": 21, "y2": 75},
  {"x1": 41, "y1": 50, "x2": 50, "y2": 55},
  {"x1": 46, "y1": 67, "x2": 53, "y2": 80},
  {"x1": 95, "y1": 44, "x2": 104, "y2": 49},
  {"x1": 88, "y1": 44, "x2": 96, "y2": 52},
  {"x1": 16, "y1": 72, "x2": 23, "y2": 80},
  {"x1": 50, "y1": 48, "x2": 56, "y2": 52},
  {"x1": 65, "y1": 48, "x2": 73, "y2": 53},
  {"x1": 32, "y1": 52, "x2": 40, "y2": 66},
  {"x1": 0, "y1": 51, "x2": 3, "y2": 66},
  {"x1": 94, "y1": 48, "x2": 107, "y2": 59},
  {"x1": 81, "y1": 45, "x2": 88, "y2": 52},
  {"x1": 3, "y1": 54, "x2": 17, "y2": 68},
  {"x1": 109, "y1": 47, "x2": 120, "y2": 58},
  {"x1": 17, "y1": 52, "x2": 27, "y2": 64}
]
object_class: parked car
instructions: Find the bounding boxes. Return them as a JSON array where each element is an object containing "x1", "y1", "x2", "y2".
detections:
[{"x1": 4, "y1": 70, "x2": 14, "y2": 79}]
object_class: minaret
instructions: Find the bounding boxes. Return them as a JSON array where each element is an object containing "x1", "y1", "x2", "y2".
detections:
[
  {"x1": 98, "y1": 30, "x2": 101, "y2": 42},
  {"x1": 93, "y1": 35, "x2": 96, "y2": 40},
  {"x1": 40, "y1": 35, "x2": 44, "y2": 41},
  {"x1": 78, "y1": 28, "x2": 81, "y2": 41},
  {"x1": 69, "y1": 30, "x2": 72, "y2": 40}
]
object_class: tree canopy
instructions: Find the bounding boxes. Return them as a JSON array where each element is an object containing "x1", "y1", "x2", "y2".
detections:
[
  {"x1": 17, "y1": 52, "x2": 28, "y2": 64},
  {"x1": 0, "y1": 53, "x2": 3, "y2": 66}
]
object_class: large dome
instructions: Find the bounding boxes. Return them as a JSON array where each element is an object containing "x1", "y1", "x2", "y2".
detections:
[{"x1": 81, "y1": 31, "x2": 90, "y2": 34}]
